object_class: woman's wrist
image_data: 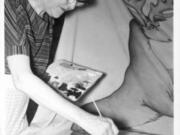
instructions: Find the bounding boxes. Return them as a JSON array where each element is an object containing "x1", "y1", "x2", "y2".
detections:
[
  {"x1": 72, "y1": 108, "x2": 94, "y2": 127},
  {"x1": 74, "y1": 110, "x2": 98, "y2": 131}
]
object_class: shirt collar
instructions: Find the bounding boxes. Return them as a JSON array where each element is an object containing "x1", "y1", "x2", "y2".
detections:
[{"x1": 26, "y1": 1, "x2": 54, "y2": 25}]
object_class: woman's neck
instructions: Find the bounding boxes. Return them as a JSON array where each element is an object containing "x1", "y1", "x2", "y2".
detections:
[{"x1": 28, "y1": 0, "x2": 45, "y2": 17}]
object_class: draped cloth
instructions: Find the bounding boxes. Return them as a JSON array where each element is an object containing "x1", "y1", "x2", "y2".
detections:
[{"x1": 55, "y1": 0, "x2": 173, "y2": 104}]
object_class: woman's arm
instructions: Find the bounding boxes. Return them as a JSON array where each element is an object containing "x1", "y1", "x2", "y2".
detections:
[
  {"x1": 7, "y1": 55, "x2": 119, "y2": 135},
  {"x1": 8, "y1": 55, "x2": 89, "y2": 123}
]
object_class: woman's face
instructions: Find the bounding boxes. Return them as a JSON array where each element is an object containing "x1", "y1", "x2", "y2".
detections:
[{"x1": 43, "y1": 0, "x2": 77, "y2": 18}]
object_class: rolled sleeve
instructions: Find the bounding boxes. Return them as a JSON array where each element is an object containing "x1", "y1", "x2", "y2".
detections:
[{"x1": 5, "y1": 0, "x2": 30, "y2": 73}]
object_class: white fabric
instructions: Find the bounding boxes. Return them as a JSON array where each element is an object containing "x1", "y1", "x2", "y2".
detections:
[
  {"x1": 55, "y1": 0, "x2": 173, "y2": 105},
  {"x1": 55, "y1": 0, "x2": 132, "y2": 104}
]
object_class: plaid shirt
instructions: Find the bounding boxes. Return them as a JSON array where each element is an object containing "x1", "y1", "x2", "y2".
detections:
[{"x1": 5, "y1": 0, "x2": 54, "y2": 78}]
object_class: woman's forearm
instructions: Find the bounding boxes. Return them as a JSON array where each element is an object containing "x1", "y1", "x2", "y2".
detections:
[{"x1": 14, "y1": 72, "x2": 92, "y2": 126}]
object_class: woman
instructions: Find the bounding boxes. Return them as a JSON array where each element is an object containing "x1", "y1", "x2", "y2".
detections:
[{"x1": 4, "y1": 0, "x2": 119, "y2": 135}]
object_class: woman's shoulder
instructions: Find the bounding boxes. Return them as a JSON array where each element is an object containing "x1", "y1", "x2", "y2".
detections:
[
  {"x1": 5, "y1": 0, "x2": 30, "y2": 29},
  {"x1": 5, "y1": 0, "x2": 28, "y2": 10}
]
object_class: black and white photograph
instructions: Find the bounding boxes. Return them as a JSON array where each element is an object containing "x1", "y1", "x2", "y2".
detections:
[{"x1": 1, "y1": 0, "x2": 178, "y2": 135}]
